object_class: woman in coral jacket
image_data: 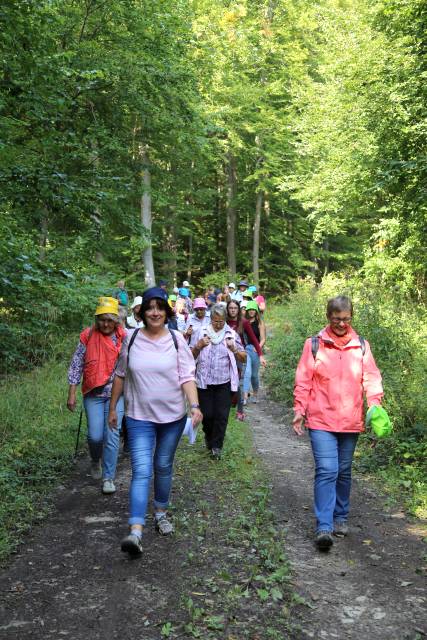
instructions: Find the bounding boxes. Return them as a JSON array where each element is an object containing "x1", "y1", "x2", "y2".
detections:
[
  {"x1": 293, "y1": 296, "x2": 383, "y2": 551},
  {"x1": 67, "y1": 297, "x2": 125, "y2": 495}
]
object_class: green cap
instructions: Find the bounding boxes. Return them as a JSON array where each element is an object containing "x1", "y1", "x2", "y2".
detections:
[
  {"x1": 366, "y1": 406, "x2": 392, "y2": 438},
  {"x1": 245, "y1": 301, "x2": 259, "y2": 312},
  {"x1": 169, "y1": 294, "x2": 177, "y2": 302}
]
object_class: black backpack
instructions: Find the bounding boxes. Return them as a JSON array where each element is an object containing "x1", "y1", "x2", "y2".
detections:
[
  {"x1": 127, "y1": 327, "x2": 178, "y2": 365},
  {"x1": 311, "y1": 334, "x2": 366, "y2": 359}
]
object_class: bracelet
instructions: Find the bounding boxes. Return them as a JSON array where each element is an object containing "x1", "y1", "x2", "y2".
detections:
[{"x1": 190, "y1": 403, "x2": 200, "y2": 409}]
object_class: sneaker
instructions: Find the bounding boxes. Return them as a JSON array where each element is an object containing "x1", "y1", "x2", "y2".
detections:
[
  {"x1": 121, "y1": 533, "x2": 143, "y2": 555},
  {"x1": 90, "y1": 460, "x2": 102, "y2": 480},
  {"x1": 236, "y1": 411, "x2": 245, "y2": 421},
  {"x1": 252, "y1": 396, "x2": 258, "y2": 404},
  {"x1": 315, "y1": 530, "x2": 334, "y2": 550},
  {"x1": 211, "y1": 447, "x2": 222, "y2": 460},
  {"x1": 243, "y1": 399, "x2": 247, "y2": 406},
  {"x1": 333, "y1": 521, "x2": 349, "y2": 537},
  {"x1": 155, "y1": 514, "x2": 174, "y2": 536},
  {"x1": 102, "y1": 479, "x2": 116, "y2": 494}
]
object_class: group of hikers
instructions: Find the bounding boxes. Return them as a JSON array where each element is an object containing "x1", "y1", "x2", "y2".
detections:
[{"x1": 67, "y1": 278, "x2": 385, "y2": 554}]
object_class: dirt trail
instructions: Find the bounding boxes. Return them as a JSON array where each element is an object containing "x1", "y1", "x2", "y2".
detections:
[
  {"x1": 246, "y1": 388, "x2": 427, "y2": 640},
  {"x1": 0, "y1": 459, "x2": 192, "y2": 640}
]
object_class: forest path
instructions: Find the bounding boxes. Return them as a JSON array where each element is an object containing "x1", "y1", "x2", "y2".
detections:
[{"x1": 246, "y1": 387, "x2": 427, "y2": 640}]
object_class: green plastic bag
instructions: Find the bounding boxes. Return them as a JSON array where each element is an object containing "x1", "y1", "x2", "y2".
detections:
[{"x1": 366, "y1": 406, "x2": 393, "y2": 438}]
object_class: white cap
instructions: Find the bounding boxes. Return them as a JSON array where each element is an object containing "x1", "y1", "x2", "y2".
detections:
[
  {"x1": 183, "y1": 280, "x2": 190, "y2": 287},
  {"x1": 229, "y1": 282, "x2": 236, "y2": 289},
  {"x1": 131, "y1": 296, "x2": 143, "y2": 309},
  {"x1": 240, "y1": 299, "x2": 248, "y2": 308},
  {"x1": 173, "y1": 286, "x2": 179, "y2": 294}
]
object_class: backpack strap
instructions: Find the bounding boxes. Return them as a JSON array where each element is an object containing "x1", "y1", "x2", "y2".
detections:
[
  {"x1": 311, "y1": 335, "x2": 320, "y2": 359},
  {"x1": 127, "y1": 328, "x2": 140, "y2": 366},
  {"x1": 311, "y1": 334, "x2": 366, "y2": 359},
  {"x1": 168, "y1": 328, "x2": 178, "y2": 351},
  {"x1": 127, "y1": 327, "x2": 178, "y2": 367}
]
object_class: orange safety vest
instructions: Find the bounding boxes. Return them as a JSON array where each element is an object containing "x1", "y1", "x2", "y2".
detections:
[{"x1": 80, "y1": 325, "x2": 125, "y2": 395}]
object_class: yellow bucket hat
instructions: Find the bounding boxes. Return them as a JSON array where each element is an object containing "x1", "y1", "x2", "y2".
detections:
[{"x1": 95, "y1": 296, "x2": 119, "y2": 316}]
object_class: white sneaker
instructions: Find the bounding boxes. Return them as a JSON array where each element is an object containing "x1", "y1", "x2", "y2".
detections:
[
  {"x1": 102, "y1": 479, "x2": 116, "y2": 494},
  {"x1": 90, "y1": 460, "x2": 102, "y2": 480}
]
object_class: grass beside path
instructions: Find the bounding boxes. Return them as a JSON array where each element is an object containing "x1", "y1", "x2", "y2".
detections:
[
  {"x1": 0, "y1": 361, "x2": 79, "y2": 562},
  {"x1": 172, "y1": 416, "x2": 294, "y2": 639}
]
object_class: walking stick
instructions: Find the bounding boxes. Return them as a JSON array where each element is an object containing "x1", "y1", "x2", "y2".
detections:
[{"x1": 74, "y1": 409, "x2": 83, "y2": 460}]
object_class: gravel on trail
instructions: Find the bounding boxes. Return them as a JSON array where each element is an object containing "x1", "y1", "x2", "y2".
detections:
[{"x1": 246, "y1": 388, "x2": 427, "y2": 640}]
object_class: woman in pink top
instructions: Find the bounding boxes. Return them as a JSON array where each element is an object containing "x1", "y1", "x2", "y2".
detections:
[
  {"x1": 108, "y1": 287, "x2": 202, "y2": 556},
  {"x1": 293, "y1": 296, "x2": 383, "y2": 551}
]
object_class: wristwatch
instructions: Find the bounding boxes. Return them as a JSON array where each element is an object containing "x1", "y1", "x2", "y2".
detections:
[{"x1": 190, "y1": 403, "x2": 200, "y2": 409}]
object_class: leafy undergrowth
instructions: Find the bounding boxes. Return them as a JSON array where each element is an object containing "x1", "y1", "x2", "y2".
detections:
[
  {"x1": 169, "y1": 415, "x2": 295, "y2": 639},
  {"x1": 265, "y1": 277, "x2": 427, "y2": 518},
  {"x1": 0, "y1": 359, "x2": 80, "y2": 562}
]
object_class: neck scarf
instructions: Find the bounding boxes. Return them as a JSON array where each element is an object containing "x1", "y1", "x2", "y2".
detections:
[
  {"x1": 325, "y1": 325, "x2": 353, "y2": 347},
  {"x1": 206, "y1": 322, "x2": 227, "y2": 344}
]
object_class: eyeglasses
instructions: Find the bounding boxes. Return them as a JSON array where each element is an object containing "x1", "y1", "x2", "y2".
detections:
[
  {"x1": 212, "y1": 319, "x2": 225, "y2": 325},
  {"x1": 330, "y1": 316, "x2": 352, "y2": 324},
  {"x1": 98, "y1": 318, "x2": 115, "y2": 323}
]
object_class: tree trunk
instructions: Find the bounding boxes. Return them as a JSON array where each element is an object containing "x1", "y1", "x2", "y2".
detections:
[
  {"x1": 187, "y1": 230, "x2": 193, "y2": 281},
  {"x1": 253, "y1": 190, "x2": 263, "y2": 286},
  {"x1": 140, "y1": 144, "x2": 155, "y2": 287},
  {"x1": 39, "y1": 211, "x2": 48, "y2": 260},
  {"x1": 226, "y1": 152, "x2": 237, "y2": 276}
]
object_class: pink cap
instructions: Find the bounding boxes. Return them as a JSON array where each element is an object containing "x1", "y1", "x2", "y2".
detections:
[{"x1": 193, "y1": 297, "x2": 207, "y2": 309}]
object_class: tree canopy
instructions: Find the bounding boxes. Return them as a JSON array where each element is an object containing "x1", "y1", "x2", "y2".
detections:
[{"x1": 1, "y1": 0, "x2": 426, "y2": 365}]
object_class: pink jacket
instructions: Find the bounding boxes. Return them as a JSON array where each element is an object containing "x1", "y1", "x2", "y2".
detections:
[{"x1": 294, "y1": 327, "x2": 383, "y2": 433}]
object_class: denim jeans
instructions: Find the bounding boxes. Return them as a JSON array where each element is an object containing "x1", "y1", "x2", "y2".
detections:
[
  {"x1": 243, "y1": 344, "x2": 260, "y2": 394},
  {"x1": 126, "y1": 415, "x2": 186, "y2": 526},
  {"x1": 309, "y1": 429, "x2": 359, "y2": 533},
  {"x1": 83, "y1": 395, "x2": 124, "y2": 480}
]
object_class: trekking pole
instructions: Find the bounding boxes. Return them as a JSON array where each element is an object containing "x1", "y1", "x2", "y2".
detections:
[{"x1": 74, "y1": 408, "x2": 83, "y2": 461}]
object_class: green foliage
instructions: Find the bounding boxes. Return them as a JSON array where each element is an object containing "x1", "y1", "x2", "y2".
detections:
[
  {"x1": 0, "y1": 221, "x2": 118, "y2": 370},
  {"x1": 266, "y1": 278, "x2": 427, "y2": 515}
]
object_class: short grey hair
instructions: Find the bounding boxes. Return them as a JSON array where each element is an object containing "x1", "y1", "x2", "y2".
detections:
[
  {"x1": 210, "y1": 303, "x2": 227, "y2": 319},
  {"x1": 326, "y1": 296, "x2": 353, "y2": 318}
]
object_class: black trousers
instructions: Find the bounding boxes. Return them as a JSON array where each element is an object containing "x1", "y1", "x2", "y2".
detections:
[{"x1": 198, "y1": 382, "x2": 232, "y2": 450}]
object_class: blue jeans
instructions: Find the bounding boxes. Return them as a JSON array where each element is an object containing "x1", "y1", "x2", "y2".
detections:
[
  {"x1": 83, "y1": 395, "x2": 124, "y2": 480},
  {"x1": 309, "y1": 429, "x2": 359, "y2": 533},
  {"x1": 243, "y1": 344, "x2": 260, "y2": 394},
  {"x1": 126, "y1": 415, "x2": 186, "y2": 526}
]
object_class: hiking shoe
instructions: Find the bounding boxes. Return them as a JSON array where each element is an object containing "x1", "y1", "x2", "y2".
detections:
[
  {"x1": 90, "y1": 460, "x2": 102, "y2": 480},
  {"x1": 315, "y1": 530, "x2": 334, "y2": 550},
  {"x1": 211, "y1": 447, "x2": 222, "y2": 460},
  {"x1": 102, "y1": 479, "x2": 116, "y2": 494},
  {"x1": 334, "y1": 521, "x2": 349, "y2": 537},
  {"x1": 236, "y1": 411, "x2": 245, "y2": 421},
  {"x1": 155, "y1": 514, "x2": 174, "y2": 536},
  {"x1": 121, "y1": 533, "x2": 143, "y2": 555}
]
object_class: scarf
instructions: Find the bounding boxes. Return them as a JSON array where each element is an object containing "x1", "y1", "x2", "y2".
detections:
[
  {"x1": 206, "y1": 322, "x2": 227, "y2": 344},
  {"x1": 325, "y1": 325, "x2": 353, "y2": 348}
]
